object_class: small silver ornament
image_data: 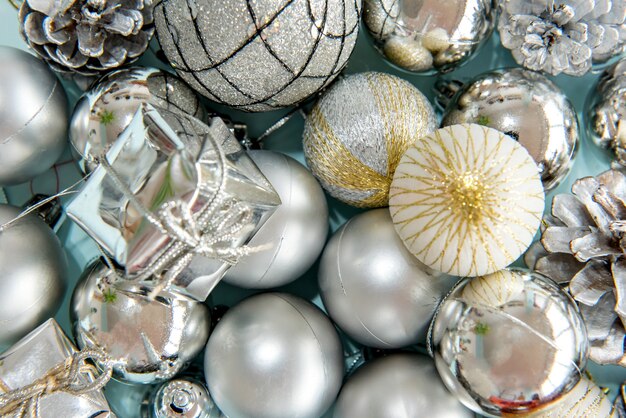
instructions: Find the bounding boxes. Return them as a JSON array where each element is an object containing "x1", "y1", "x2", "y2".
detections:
[
  {"x1": 499, "y1": 0, "x2": 626, "y2": 76},
  {"x1": 0, "y1": 46, "x2": 68, "y2": 186},
  {"x1": 363, "y1": 0, "x2": 497, "y2": 74},
  {"x1": 154, "y1": 0, "x2": 361, "y2": 112},
  {"x1": 441, "y1": 68, "x2": 579, "y2": 191},
  {"x1": 303, "y1": 72, "x2": 436, "y2": 208},
  {"x1": 319, "y1": 209, "x2": 457, "y2": 348},
  {"x1": 586, "y1": 57, "x2": 626, "y2": 166},
  {"x1": 148, "y1": 377, "x2": 225, "y2": 418},
  {"x1": 0, "y1": 204, "x2": 67, "y2": 349},
  {"x1": 70, "y1": 66, "x2": 207, "y2": 173},
  {"x1": 334, "y1": 353, "x2": 473, "y2": 418},
  {"x1": 204, "y1": 293, "x2": 344, "y2": 418},
  {"x1": 19, "y1": 0, "x2": 155, "y2": 76},
  {"x1": 71, "y1": 259, "x2": 211, "y2": 384},
  {"x1": 429, "y1": 268, "x2": 588, "y2": 417},
  {"x1": 223, "y1": 150, "x2": 328, "y2": 289}
]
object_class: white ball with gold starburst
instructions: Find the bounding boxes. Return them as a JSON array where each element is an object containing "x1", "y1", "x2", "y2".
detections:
[{"x1": 389, "y1": 124, "x2": 545, "y2": 277}]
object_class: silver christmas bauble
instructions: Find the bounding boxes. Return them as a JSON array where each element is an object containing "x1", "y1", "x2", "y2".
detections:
[
  {"x1": 0, "y1": 46, "x2": 68, "y2": 186},
  {"x1": 204, "y1": 293, "x2": 344, "y2": 418},
  {"x1": 334, "y1": 353, "x2": 473, "y2": 418},
  {"x1": 363, "y1": 0, "x2": 496, "y2": 74},
  {"x1": 303, "y1": 72, "x2": 436, "y2": 208},
  {"x1": 586, "y1": 57, "x2": 626, "y2": 167},
  {"x1": 149, "y1": 378, "x2": 225, "y2": 418},
  {"x1": 319, "y1": 209, "x2": 457, "y2": 348},
  {"x1": 442, "y1": 68, "x2": 579, "y2": 191},
  {"x1": 0, "y1": 204, "x2": 67, "y2": 349},
  {"x1": 70, "y1": 66, "x2": 206, "y2": 173},
  {"x1": 154, "y1": 0, "x2": 362, "y2": 112},
  {"x1": 71, "y1": 259, "x2": 211, "y2": 384},
  {"x1": 223, "y1": 150, "x2": 328, "y2": 289},
  {"x1": 429, "y1": 268, "x2": 588, "y2": 417}
]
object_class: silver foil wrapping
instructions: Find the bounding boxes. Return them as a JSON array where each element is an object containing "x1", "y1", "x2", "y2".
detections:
[
  {"x1": 0, "y1": 319, "x2": 114, "y2": 418},
  {"x1": 67, "y1": 104, "x2": 281, "y2": 301}
]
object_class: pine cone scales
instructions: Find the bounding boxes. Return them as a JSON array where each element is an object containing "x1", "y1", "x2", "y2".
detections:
[
  {"x1": 19, "y1": 0, "x2": 154, "y2": 76},
  {"x1": 527, "y1": 169, "x2": 626, "y2": 366}
]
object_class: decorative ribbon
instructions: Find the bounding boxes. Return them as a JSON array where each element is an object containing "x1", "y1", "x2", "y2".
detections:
[{"x1": 0, "y1": 347, "x2": 112, "y2": 418}]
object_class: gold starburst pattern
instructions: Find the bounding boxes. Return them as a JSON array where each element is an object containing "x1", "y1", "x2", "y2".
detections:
[
  {"x1": 389, "y1": 124, "x2": 545, "y2": 277},
  {"x1": 462, "y1": 269, "x2": 525, "y2": 308}
]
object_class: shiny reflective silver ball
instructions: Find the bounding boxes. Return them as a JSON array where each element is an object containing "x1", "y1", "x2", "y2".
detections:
[
  {"x1": 71, "y1": 259, "x2": 211, "y2": 384},
  {"x1": 429, "y1": 268, "x2": 588, "y2": 417},
  {"x1": 363, "y1": 0, "x2": 496, "y2": 74},
  {"x1": 334, "y1": 354, "x2": 473, "y2": 418},
  {"x1": 0, "y1": 46, "x2": 68, "y2": 186},
  {"x1": 0, "y1": 204, "x2": 67, "y2": 349},
  {"x1": 150, "y1": 377, "x2": 225, "y2": 418},
  {"x1": 319, "y1": 209, "x2": 457, "y2": 348},
  {"x1": 442, "y1": 68, "x2": 579, "y2": 191},
  {"x1": 70, "y1": 66, "x2": 206, "y2": 173},
  {"x1": 223, "y1": 150, "x2": 328, "y2": 289},
  {"x1": 204, "y1": 293, "x2": 344, "y2": 418}
]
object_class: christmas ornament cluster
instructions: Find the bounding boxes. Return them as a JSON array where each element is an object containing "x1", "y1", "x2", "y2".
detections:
[{"x1": 1, "y1": 0, "x2": 626, "y2": 417}]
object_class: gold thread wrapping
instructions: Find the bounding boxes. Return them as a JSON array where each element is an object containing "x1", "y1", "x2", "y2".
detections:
[{"x1": 303, "y1": 72, "x2": 435, "y2": 208}]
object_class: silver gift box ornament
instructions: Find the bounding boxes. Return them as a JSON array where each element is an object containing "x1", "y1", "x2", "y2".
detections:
[
  {"x1": 0, "y1": 319, "x2": 115, "y2": 418},
  {"x1": 67, "y1": 104, "x2": 281, "y2": 301}
]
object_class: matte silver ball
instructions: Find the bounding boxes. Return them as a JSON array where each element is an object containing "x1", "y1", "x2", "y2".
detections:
[
  {"x1": 319, "y1": 209, "x2": 457, "y2": 348},
  {"x1": 204, "y1": 293, "x2": 344, "y2": 418},
  {"x1": 154, "y1": 0, "x2": 362, "y2": 112},
  {"x1": 70, "y1": 66, "x2": 206, "y2": 173},
  {"x1": 223, "y1": 150, "x2": 328, "y2": 289},
  {"x1": 71, "y1": 259, "x2": 211, "y2": 384},
  {"x1": 442, "y1": 68, "x2": 579, "y2": 191},
  {"x1": 430, "y1": 269, "x2": 588, "y2": 417},
  {"x1": 0, "y1": 46, "x2": 68, "y2": 185},
  {"x1": 0, "y1": 204, "x2": 67, "y2": 348},
  {"x1": 334, "y1": 354, "x2": 473, "y2": 418}
]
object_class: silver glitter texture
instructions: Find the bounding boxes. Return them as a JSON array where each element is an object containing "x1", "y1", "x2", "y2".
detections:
[
  {"x1": 19, "y1": 0, "x2": 155, "y2": 76},
  {"x1": 154, "y1": 0, "x2": 362, "y2": 112}
]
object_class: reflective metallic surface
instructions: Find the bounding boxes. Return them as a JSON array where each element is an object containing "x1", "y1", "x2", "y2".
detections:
[
  {"x1": 204, "y1": 293, "x2": 344, "y2": 418},
  {"x1": 442, "y1": 68, "x2": 579, "y2": 191},
  {"x1": 319, "y1": 209, "x2": 457, "y2": 348},
  {"x1": 334, "y1": 354, "x2": 473, "y2": 418},
  {"x1": 429, "y1": 268, "x2": 588, "y2": 417},
  {"x1": 0, "y1": 46, "x2": 68, "y2": 186},
  {"x1": 363, "y1": 0, "x2": 496, "y2": 73},
  {"x1": 70, "y1": 67, "x2": 206, "y2": 173},
  {"x1": 149, "y1": 378, "x2": 224, "y2": 418},
  {"x1": 223, "y1": 150, "x2": 328, "y2": 289},
  {"x1": 71, "y1": 259, "x2": 211, "y2": 384},
  {"x1": 0, "y1": 204, "x2": 67, "y2": 349},
  {"x1": 586, "y1": 57, "x2": 626, "y2": 167}
]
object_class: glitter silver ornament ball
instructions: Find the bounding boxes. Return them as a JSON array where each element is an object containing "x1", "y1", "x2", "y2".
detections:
[
  {"x1": 154, "y1": 0, "x2": 362, "y2": 112},
  {"x1": 0, "y1": 204, "x2": 67, "y2": 349},
  {"x1": 223, "y1": 150, "x2": 328, "y2": 289},
  {"x1": 334, "y1": 354, "x2": 473, "y2": 418},
  {"x1": 71, "y1": 259, "x2": 211, "y2": 384},
  {"x1": 303, "y1": 72, "x2": 436, "y2": 208},
  {"x1": 429, "y1": 268, "x2": 588, "y2": 417},
  {"x1": 319, "y1": 209, "x2": 458, "y2": 348},
  {"x1": 441, "y1": 68, "x2": 579, "y2": 191},
  {"x1": 204, "y1": 293, "x2": 344, "y2": 418},
  {"x1": 363, "y1": 0, "x2": 497, "y2": 74},
  {"x1": 0, "y1": 46, "x2": 68, "y2": 186},
  {"x1": 70, "y1": 66, "x2": 206, "y2": 173}
]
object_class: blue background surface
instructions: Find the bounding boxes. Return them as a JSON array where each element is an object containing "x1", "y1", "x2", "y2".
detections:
[{"x1": 1, "y1": 2, "x2": 625, "y2": 416}]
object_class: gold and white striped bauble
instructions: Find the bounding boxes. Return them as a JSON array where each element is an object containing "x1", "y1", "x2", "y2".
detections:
[
  {"x1": 461, "y1": 269, "x2": 525, "y2": 308},
  {"x1": 303, "y1": 72, "x2": 436, "y2": 208},
  {"x1": 389, "y1": 124, "x2": 544, "y2": 277}
]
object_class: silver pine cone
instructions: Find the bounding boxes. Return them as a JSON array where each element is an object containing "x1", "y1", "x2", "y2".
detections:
[
  {"x1": 19, "y1": 0, "x2": 155, "y2": 76},
  {"x1": 499, "y1": 0, "x2": 626, "y2": 76},
  {"x1": 526, "y1": 169, "x2": 626, "y2": 366}
]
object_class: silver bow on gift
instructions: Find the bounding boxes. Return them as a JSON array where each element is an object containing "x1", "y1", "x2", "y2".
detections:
[{"x1": 67, "y1": 104, "x2": 281, "y2": 301}]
